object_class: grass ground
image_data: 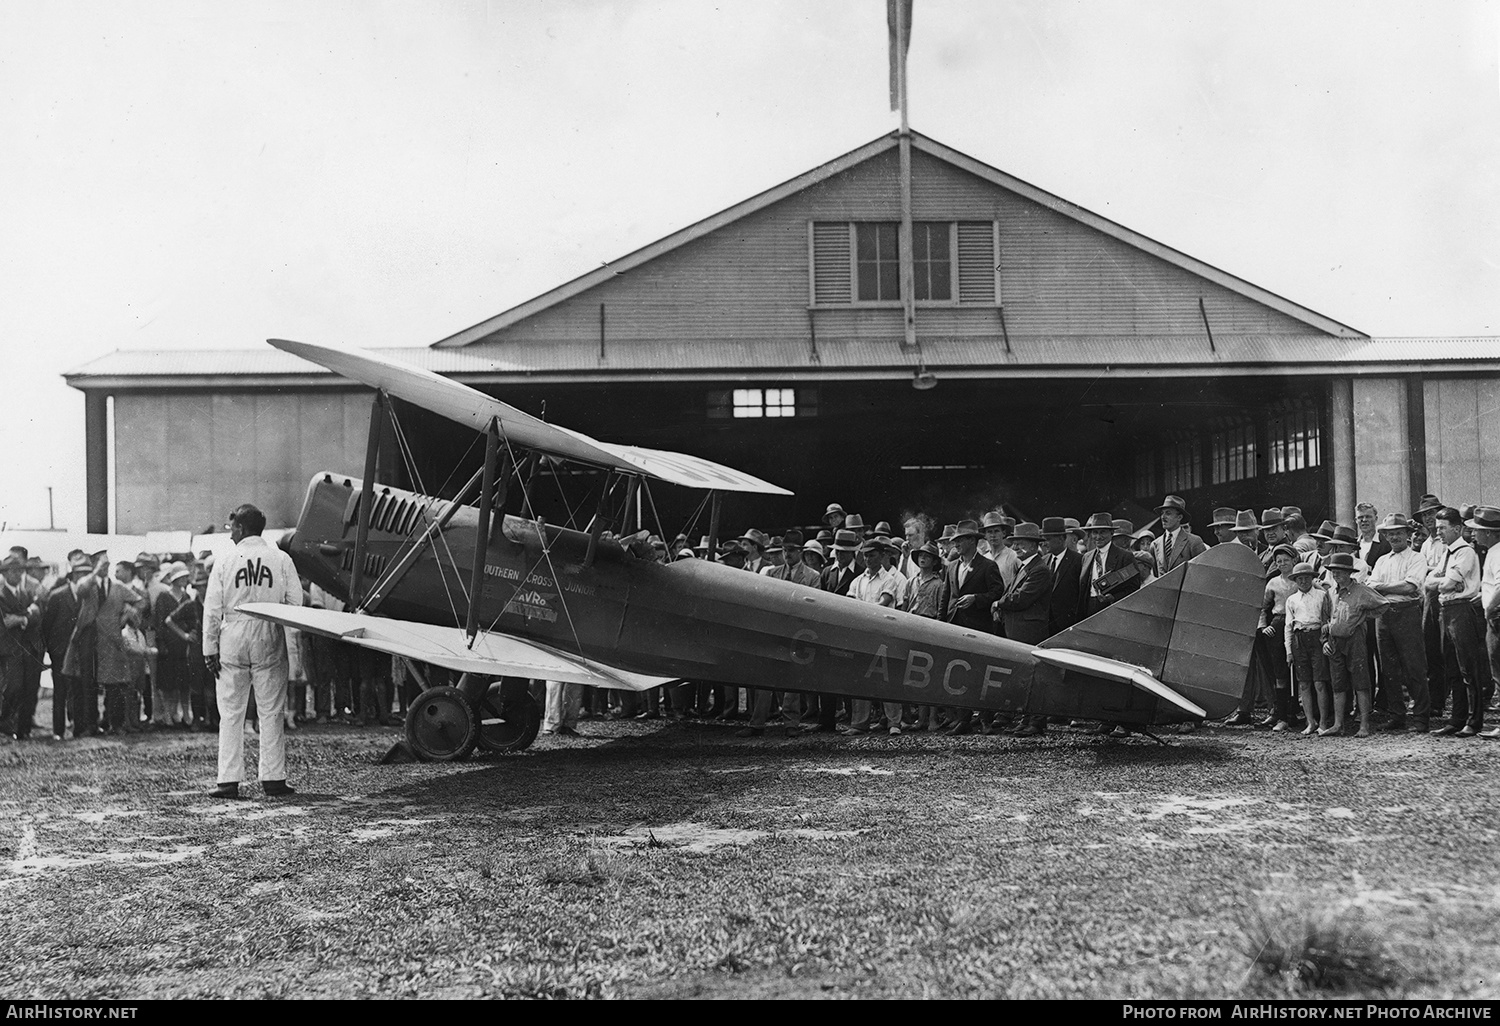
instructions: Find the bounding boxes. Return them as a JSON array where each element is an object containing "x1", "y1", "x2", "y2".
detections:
[{"x1": 1, "y1": 702, "x2": 1497, "y2": 1000}]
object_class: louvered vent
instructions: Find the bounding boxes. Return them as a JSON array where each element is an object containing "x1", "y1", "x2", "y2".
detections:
[
  {"x1": 957, "y1": 221, "x2": 997, "y2": 305},
  {"x1": 811, "y1": 222, "x2": 852, "y2": 304}
]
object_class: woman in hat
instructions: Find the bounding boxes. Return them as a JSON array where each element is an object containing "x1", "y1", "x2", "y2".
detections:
[
  {"x1": 166, "y1": 566, "x2": 216, "y2": 731},
  {"x1": 153, "y1": 567, "x2": 195, "y2": 727}
]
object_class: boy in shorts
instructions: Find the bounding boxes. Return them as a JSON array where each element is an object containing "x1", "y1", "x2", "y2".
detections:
[
  {"x1": 1285, "y1": 562, "x2": 1331, "y2": 735},
  {"x1": 1321, "y1": 552, "x2": 1389, "y2": 737}
]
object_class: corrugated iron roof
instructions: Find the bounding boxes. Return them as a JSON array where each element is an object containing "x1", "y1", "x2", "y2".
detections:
[{"x1": 62, "y1": 335, "x2": 1500, "y2": 387}]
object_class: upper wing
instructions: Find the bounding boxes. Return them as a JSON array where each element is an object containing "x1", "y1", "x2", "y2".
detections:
[
  {"x1": 267, "y1": 338, "x2": 792, "y2": 495},
  {"x1": 240, "y1": 603, "x2": 678, "y2": 692}
]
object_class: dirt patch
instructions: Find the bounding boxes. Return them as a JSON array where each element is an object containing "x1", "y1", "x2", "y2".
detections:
[
  {"x1": 2, "y1": 710, "x2": 1498, "y2": 999},
  {"x1": 592, "y1": 821, "x2": 866, "y2": 853}
]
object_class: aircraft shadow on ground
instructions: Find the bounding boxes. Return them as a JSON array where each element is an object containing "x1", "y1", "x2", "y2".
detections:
[{"x1": 361, "y1": 721, "x2": 1238, "y2": 816}]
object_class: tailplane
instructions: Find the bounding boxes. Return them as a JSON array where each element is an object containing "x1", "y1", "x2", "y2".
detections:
[{"x1": 1037, "y1": 543, "x2": 1265, "y2": 719}]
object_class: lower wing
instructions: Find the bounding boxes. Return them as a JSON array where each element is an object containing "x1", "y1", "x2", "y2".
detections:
[{"x1": 239, "y1": 603, "x2": 677, "y2": 692}]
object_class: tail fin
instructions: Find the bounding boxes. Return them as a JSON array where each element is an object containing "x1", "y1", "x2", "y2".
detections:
[{"x1": 1038, "y1": 543, "x2": 1265, "y2": 719}]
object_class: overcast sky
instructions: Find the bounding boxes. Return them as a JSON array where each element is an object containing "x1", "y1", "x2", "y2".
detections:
[{"x1": 3, "y1": 0, "x2": 1498, "y2": 532}]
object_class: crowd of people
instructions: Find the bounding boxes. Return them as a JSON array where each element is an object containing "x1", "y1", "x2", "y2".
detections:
[
  {"x1": 5, "y1": 490, "x2": 1496, "y2": 766},
  {"x1": 0, "y1": 534, "x2": 416, "y2": 749},
  {"x1": 542, "y1": 493, "x2": 1500, "y2": 742}
]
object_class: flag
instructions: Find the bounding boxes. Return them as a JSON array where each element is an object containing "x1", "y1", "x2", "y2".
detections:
[{"x1": 888, "y1": 0, "x2": 913, "y2": 112}]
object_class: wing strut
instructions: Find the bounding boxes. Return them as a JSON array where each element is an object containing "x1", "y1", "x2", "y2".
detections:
[
  {"x1": 465, "y1": 418, "x2": 501, "y2": 643},
  {"x1": 707, "y1": 490, "x2": 723, "y2": 563},
  {"x1": 350, "y1": 390, "x2": 387, "y2": 610},
  {"x1": 583, "y1": 471, "x2": 622, "y2": 568}
]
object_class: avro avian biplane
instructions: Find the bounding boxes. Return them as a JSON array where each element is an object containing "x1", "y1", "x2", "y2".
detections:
[{"x1": 245, "y1": 339, "x2": 1265, "y2": 760}]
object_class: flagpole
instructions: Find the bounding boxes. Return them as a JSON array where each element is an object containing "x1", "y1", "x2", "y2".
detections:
[{"x1": 896, "y1": 2, "x2": 917, "y2": 353}]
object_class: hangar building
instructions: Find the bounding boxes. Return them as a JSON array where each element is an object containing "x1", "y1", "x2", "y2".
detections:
[{"x1": 65, "y1": 131, "x2": 1500, "y2": 537}]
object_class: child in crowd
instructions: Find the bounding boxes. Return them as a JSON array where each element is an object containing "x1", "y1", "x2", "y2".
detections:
[
  {"x1": 1322, "y1": 552, "x2": 1389, "y2": 738},
  {"x1": 1285, "y1": 562, "x2": 1331, "y2": 735},
  {"x1": 1260, "y1": 544, "x2": 1300, "y2": 731},
  {"x1": 117, "y1": 608, "x2": 155, "y2": 734}
]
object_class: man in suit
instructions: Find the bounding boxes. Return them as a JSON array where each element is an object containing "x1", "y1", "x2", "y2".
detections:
[
  {"x1": 1355, "y1": 503, "x2": 1390, "y2": 568},
  {"x1": 0, "y1": 555, "x2": 41, "y2": 740},
  {"x1": 819, "y1": 529, "x2": 862, "y2": 597},
  {"x1": 940, "y1": 520, "x2": 1004, "y2": 735},
  {"x1": 1078, "y1": 512, "x2": 1141, "y2": 620},
  {"x1": 793, "y1": 528, "x2": 865, "y2": 735},
  {"x1": 944, "y1": 520, "x2": 1004, "y2": 632},
  {"x1": 995, "y1": 523, "x2": 1052, "y2": 643},
  {"x1": 41, "y1": 554, "x2": 92, "y2": 741},
  {"x1": 11, "y1": 555, "x2": 47, "y2": 740},
  {"x1": 63, "y1": 551, "x2": 146, "y2": 737},
  {"x1": 1151, "y1": 495, "x2": 1208, "y2": 577},
  {"x1": 995, "y1": 523, "x2": 1055, "y2": 737},
  {"x1": 1042, "y1": 517, "x2": 1083, "y2": 636}
]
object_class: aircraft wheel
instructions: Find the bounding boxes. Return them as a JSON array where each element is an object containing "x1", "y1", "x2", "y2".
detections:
[
  {"x1": 405, "y1": 685, "x2": 479, "y2": 762},
  {"x1": 475, "y1": 686, "x2": 542, "y2": 753}
]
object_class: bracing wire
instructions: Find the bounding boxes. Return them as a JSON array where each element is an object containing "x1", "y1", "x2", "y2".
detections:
[
  {"x1": 386, "y1": 401, "x2": 466, "y2": 628},
  {"x1": 360, "y1": 428, "x2": 483, "y2": 604}
]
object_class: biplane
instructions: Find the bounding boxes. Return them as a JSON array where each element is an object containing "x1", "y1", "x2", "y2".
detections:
[{"x1": 244, "y1": 338, "x2": 1266, "y2": 760}]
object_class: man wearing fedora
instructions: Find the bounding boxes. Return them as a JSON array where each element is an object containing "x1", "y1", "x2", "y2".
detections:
[
  {"x1": 40, "y1": 554, "x2": 94, "y2": 740},
  {"x1": 820, "y1": 528, "x2": 862, "y2": 597},
  {"x1": 1151, "y1": 496, "x2": 1207, "y2": 576},
  {"x1": 823, "y1": 503, "x2": 846, "y2": 533},
  {"x1": 995, "y1": 524, "x2": 1051, "y2": 644},
  {"x1": 1208, "y1": 507, "x2": 1238, "y2": 546},
  {"x1": 842, "y1": 539, "x2": 905, "y2": 736},
  {"x1": 0, "y1": 554, "x2": 42, "y2": 741},
  {"x1": 980, "y1": 512, "x2": 1020, "y2": 589},
  {"x1": 1414, "y1": 493, "x2": 1448, "y2": 720},
  {"x1": 1077, "y1": 512, "x2": 1140, "y2": 621},
  {"x1": 737, "y1": 529, "x2": 769, "y2": 575},
  {"x1": 1260, "y1": 510, "x2": 1296, "y2": 564},
  {"x1": 944, "y1": 520, "x2": 1003, "y2": 633},
  {"x1": 1041, "y1": 517, "x2": 1083, "y2": 636},
  {"x1": 1425, "y1": 506, "x2": 1488, "y2": 736},
  {"x1": 940, "y1": 520, "x2": 1004, "y2": 735},
  {"x1": 62, "y1": 552, "x2": 146, "y2": 739},
  {"x1": 1468, "y1": 506, "x2": 1500, "y2": 738},
  {"x1": 996, "y1": 524, "x2": 1053, "y2": 737},
  {"x1": 741, "y1": 529, "x2": 821, "y2": 736},
  {"x1": 1368, "y1": 512, "x2": 1431, "y2": 731}
]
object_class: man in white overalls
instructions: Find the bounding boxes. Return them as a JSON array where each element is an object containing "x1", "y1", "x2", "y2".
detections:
[{"x1": 204, "y1": 504, "x2": 303, "y2": 799}]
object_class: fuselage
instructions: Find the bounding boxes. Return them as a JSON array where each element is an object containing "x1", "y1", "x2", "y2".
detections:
[{"x1": 282, "y1": 475, "x2": 1182, "y2": 724}]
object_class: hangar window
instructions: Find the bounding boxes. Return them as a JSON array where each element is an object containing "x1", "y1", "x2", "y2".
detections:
[
  {"x1": 1161, "y1": 438, "x2": 1201, "y2": 492},
  {"x1": 1211, "y1": 424, "x2": 1257, "y2": 484},
  {"x1": 1268, "y1": 408, "x2": 1321, "y2": 474},
  {"x1": 810, "y1": 220, "x2": 997, "y2": 306},
  {"x1": 707, "y1": 388, "x2": 817, "y2": 419},
  {"x1": 1134, "y1": 450, "x2": 1155, "y2": 497}
]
